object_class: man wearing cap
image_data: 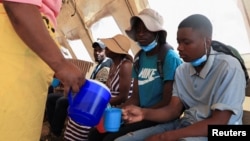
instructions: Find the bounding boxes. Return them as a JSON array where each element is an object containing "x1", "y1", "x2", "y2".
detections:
[
  {"x1": 63, "y1": 41, "x2": 113, "y2": 141},
  {"x1": 90, "y1": 41, "x2": 113, "y2": 83},
  {"x1": 88, "y1": 8, "x2": 182, "y2": 141}
]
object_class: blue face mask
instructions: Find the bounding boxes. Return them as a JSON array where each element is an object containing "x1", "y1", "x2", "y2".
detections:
[
  {"x1": 190, "y1": 54, "x2": 207, "y2": 67},
  {"x1": 138, "y1": 39, "x2": 158, "y2": 52},
  {"x1": 190, "y1": 38, "x2": 208, "y2": 67}
]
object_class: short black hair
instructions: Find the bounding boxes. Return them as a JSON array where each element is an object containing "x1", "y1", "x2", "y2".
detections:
[{"x1": 178, "y1": 14, "x2": 212, "y2": 37}]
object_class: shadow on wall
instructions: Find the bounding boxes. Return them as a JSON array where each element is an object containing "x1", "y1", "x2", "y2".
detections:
[
  {"x1": 243, "y1": 85, "x2": 250, "y2": 125},
  {"x1": 246, "y1": 85, "x2": 250, "y2": 97},
  {"x1": 243, "y1": 110, "x2": 250, "y2": 124}
]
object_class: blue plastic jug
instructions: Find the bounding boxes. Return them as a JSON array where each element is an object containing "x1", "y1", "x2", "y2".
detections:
[{"x1": 68, "y1": 79, "x2": 111, "y2": 126}]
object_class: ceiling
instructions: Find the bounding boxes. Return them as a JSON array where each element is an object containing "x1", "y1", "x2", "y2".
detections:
[
  {"x1": 55, "y1": 0, "x2": 250, "y2": 62},
  {"x1": 55, "y1": 0, "x2": 149, "y2": 60}
]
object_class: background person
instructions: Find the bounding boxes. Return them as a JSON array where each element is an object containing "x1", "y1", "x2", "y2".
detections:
[
  {"x1": 100, "y1": 34, "x2": 133, "y2": 106},
  {"x1": 90, "y1": 40, "x2": 113, "y2": 83}
]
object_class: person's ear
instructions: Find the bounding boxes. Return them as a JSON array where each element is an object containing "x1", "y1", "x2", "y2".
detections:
[{"x1": 204, "y1": 37, "x2": 212, "y2": 47}]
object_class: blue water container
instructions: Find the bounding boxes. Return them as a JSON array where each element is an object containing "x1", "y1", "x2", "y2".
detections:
[{"x1": 68, "y1": 79, "x2": 111, "y2": 126}]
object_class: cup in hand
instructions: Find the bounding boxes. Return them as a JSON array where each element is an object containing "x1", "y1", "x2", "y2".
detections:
[{"x1": 104, "y1": 107, "x2": 122, "y2": 132}]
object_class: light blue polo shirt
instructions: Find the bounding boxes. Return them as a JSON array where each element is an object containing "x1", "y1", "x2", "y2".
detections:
[{"x1": 173, "y1": 48, "x2": 246, "y2": 125}]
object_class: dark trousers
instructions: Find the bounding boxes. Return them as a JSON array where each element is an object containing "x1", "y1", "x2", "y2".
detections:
[
  {"x1": 46, "y1": 93, "x2": 68, "y2": 136},
  {"x1": 88, "y1": 120, "x2": 158, "y2": 141}
]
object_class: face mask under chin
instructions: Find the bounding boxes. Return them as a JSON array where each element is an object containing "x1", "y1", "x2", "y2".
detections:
[
  {"x1": 190, "y1": 54, "x2": 207, "y2": 67},
  {"x1": 138, "y1": 39, "x2": 158, "y2": 52},
  {"x1": 190, "y1": 38, "x2": 208, "y2": 67}
]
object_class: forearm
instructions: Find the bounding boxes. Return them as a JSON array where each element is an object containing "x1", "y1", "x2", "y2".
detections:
[
  {"x1": 143, "y1": 97, "x2": 183, "y2": 122},
  {"x1": 121, "y1": 96, "x2": 139, "y2": 107},
  {"x1": 3, "y1": 2, "x2": 66, "y2": 72},
  {"x1": 110, "y1": 94, "x2": 127, "y2": 106},
  {"x1": 142, "y1": 107, "x2": 177, "y2": 122},
  {"x1": 150, "y1": 99, "x2": 169, "y2": 109},
  {"x1": 122, "y1": 78, "x2": 140, "y2": 107}
]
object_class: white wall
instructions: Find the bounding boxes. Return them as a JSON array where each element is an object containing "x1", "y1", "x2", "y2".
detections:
[{"x1": 149, "y1": 0, "x2": 250, "y2": 54}]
